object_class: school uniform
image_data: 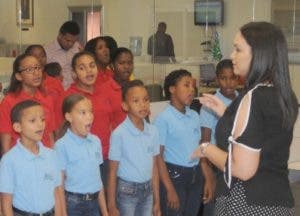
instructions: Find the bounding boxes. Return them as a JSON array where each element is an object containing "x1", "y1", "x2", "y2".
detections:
[
  {"x1": 154, "y1": 104, "x2": 204, "y2": 216},
  {"x1": 0, "y1": 90, "x2": 56, "y2": 148},
  {"x1": 99, "y1": 78, "x2": 126, "y2": 129},
  {"x1": 55, "y1": 129, "x2": 103, "y2": 216},
  {"x1": 43, "y1": 74, "x2": 64, "y2": 102},
  {"x1": 109, "y1": 116, "x2": 160, "y2": 216},
  {"x1": 0, "y1": 140, "x2": 61, "y2": 215},
  {"x1": 199, "y1": 89, "x2": 238, "y2": 145},
  {"x1": 95, "y1": 68, "x2": 114, "y2": 87}
]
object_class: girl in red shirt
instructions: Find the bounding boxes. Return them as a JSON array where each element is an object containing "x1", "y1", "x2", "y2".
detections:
[
  {"x1": 0, "y1": 54, "x2": 56, "y2": 154},
  {"x1": 99, "y1": 47, "x2": 134, "y2": 129},
  {"x1": 24, "y1": 45, "x2": 64, "y2": 102}
]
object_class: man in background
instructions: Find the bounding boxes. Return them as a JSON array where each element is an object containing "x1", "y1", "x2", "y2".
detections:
[
  {"x1": 45, "y1": 21, "x2": 82, "y2": 89},
  {"x1": 147, "y1": 22, "x2": 176, "y2": 63}
]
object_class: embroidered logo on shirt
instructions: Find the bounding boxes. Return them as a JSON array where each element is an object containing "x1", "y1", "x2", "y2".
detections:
[{"x1": 44, "y1": 173, "x2": 54, "y2": 181}]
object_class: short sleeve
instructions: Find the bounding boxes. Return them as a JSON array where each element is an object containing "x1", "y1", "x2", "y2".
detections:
[
  {"x1": 235, "y1": 90, "x2": 264, "y2": 150},
  {"x1": 95, "y1": 137, "x2": 103, "y2": 165},
  {"x1": 52, "y1": 151, "x2": 62, "y2": 187},
  {"x1": 153, "y1": 116, "x2": 168, "y2": 146},
  {"x1": 0, "y1": 157, "x2": 14, "y2": 193},
  {"x1": 54, "y1": 142, "x2": 67, "y2": 170},
  {"x1": 199, "y1": 106, "x2": 216, "y2": 129},
  {"x1": 152, "y1": 127, "x2": 160, "y2": 156},
  {"x1": 0, "y1": 97, "x2": 13, "y2": 134},
  {"x1": 109, "y1": 132, "x2": 122, "y2": 161}
]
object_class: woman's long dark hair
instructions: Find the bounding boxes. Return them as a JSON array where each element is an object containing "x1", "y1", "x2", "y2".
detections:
[{"x1": 241, "y1": 22, "x2": 298, "y2": 129}]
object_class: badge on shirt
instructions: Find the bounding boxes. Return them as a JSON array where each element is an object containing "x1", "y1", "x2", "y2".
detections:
[{"x1": 44, "y1": 173, "x2": 54, "y2": 181}]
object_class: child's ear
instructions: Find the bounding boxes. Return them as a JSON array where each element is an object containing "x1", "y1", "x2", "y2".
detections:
[
  {"x1": 169, "y1": 86, "x2": 175, "y2": 95},
  {"x1": 215, "y1": 76, "x2": 219, "y2": 85},
  {"x1": 72, "y1": 71, "x2": 77, "y2": 80},
  {"x1": 15, "y1": 73, "x2": 22, "y2": 82},
  {"x1": 121, "y1": 101, "x2": 129, "y2": 112},
  {"x1": 65, "y1": 113, "x2": 72, "y2": 123},
  {"x1": 12, "y1": 122, "x2": 22, "y2": 133}
]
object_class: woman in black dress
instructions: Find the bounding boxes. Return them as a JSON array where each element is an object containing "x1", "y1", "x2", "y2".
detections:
[{"x1": 192, "y1": 22, "x2": 298, "y2": 215}]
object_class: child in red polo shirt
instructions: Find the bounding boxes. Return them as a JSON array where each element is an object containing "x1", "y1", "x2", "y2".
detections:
[
  {"x1": 24, "y1": 45, "x2": 64, "y2": 103},
  {"x1": 56, "y1": 51, "x2": 114, "y2": 185},
  {"x1": 99, "y1": 47, "x2": 134, "y2": 129},
  {"x1": 0, "y1": 54, "x2": 56, "y2": 155}
]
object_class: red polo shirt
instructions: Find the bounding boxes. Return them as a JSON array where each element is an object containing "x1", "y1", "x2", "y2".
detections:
[
  {"x1": 95, "y1": 68, "x2": 114, "y2": 89},
  {"x1": 99, "y1": 78, "x2": 127, "y2": 129},
  {"x1": 59, "y1": 83, "x2": 113, "y2": 159},
  {"x1": 43, "y1": 74, "x2": 64, "y2": 102},
  {"x1": 0, "y1": 90, "x2": 56, "y2": 148}
]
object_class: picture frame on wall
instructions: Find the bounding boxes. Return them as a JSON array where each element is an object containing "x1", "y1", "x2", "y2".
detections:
[{"x1": 16, "y1": 0, "x2": 34, "y2": 27}]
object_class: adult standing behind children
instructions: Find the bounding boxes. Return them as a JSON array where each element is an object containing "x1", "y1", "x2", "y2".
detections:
[
  {"x1": 147, "y1": 22, "x2": 176, "y2": 63},
  {"x1": 199, "y1": 59, "x2": 239, "y2": 216},
  {"x1": 84, "y1": 37, "x2": 114, "y2": 86},
  {"x1": 45, "y1": 21, "x2": 81, "y2": 89},
  {"x1": 192, "y1": 22, "x2": 298, "y2": 215}
]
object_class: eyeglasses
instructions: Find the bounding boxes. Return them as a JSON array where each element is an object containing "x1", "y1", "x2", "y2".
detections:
[{"x1": 18, "y1": 65, "x2": 42, "y2": 73}]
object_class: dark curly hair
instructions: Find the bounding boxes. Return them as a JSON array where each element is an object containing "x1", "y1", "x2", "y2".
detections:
[{"x1": 163, "y1": 69, "x2": 192, "y2": 100}]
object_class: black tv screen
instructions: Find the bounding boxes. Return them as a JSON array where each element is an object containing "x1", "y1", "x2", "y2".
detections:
[{"x1": 194, "y1": 0, "x2": 224, "y2": 25}]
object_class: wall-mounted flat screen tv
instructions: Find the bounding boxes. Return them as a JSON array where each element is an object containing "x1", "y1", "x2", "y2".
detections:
[{"x1": 194, "y1": 0, "x2": 224, "y2": 25}]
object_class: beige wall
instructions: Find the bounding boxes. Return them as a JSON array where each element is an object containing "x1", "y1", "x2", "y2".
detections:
[{"x1": 0, "y1": 0, "x2": 271, "y2": 59}]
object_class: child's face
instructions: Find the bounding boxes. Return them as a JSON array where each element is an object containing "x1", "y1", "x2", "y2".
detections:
[
  {"x1": 170, "y1": 76, "x2": 195, "y2": 107},
  {"x1": 13, "y1": 105, "x2": 45, "y2": 144},
  {"x1": 122, "y1": 86, "x2": 150, "y2": 120},
  {"x1": 113, "y1": 52, "x2": 133, "y2": 82},
  {"x1": 16, "y1": 56, "x2": 43, "y2": 90},
  {"x1": 95, "y1": 39, "x2": 110, "y2": 66},
  {"x1": 74, "y1": 54, "x2": 98, "y2": 88},
  {"x1": 66, "y1": 98, "x2": 94, "y2": 137},
  {"x1": 217, "y1": 68, "x2": 239, "y2": 98},
  {"x1": 30, "y1": 47, "x2": 47, "y2": 67}
]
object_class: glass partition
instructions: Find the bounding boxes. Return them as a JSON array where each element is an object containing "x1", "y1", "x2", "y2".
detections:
[{"x1": 0, "y1": 0, "x2": 299, "y2": 101}]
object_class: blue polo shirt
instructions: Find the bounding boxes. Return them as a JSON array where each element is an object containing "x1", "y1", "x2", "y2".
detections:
[
  {"x1": 109, "y1": 116, "x2": 160, "y2": 183},
  {"x1": 199, "y1": 89, "x2": 238, "y2": 145},
  {"x1": 154, "y1": 104, "x2": 201, "y2": 167},
  {"x1": 54, "y1": 129, "x2": 103, "y2": 193},
  {"x1": 0, "y1": 140, "x2": 61, "y2": 213}
]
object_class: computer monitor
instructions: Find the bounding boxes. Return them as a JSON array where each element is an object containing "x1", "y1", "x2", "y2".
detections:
[{"x1": 200, "y1": 63, "x2": 216, "y2": 86}]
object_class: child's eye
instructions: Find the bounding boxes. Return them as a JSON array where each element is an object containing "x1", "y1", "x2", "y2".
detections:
[{"x1": 29, "y1": 118, "x2": 36, "y2": 123}]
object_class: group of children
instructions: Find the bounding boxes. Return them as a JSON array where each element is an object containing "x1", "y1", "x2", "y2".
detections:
[{"x1": 0, "y1": 36, "x2": 240, "y2": 216}]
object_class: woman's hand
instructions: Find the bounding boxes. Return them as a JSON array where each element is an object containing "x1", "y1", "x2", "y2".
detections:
[{"x1": 199, "y1": 93, "x2": 227, "y2": 117}]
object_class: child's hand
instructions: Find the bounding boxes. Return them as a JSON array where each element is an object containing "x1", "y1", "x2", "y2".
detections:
[
  {"x1": 153, "y1": 202, "x2": 161, "y2": 216},
  {"x1": 167, "y1": 187, "x2": 180, "y2": 210},
  {"x1": 108, "y1": 206, "x2": 120, "y2": 216}
]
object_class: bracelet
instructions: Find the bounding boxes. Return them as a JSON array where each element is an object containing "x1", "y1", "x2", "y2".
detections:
[{"x1": 200, "y1": 142, "x2": 210, "y2": 155}]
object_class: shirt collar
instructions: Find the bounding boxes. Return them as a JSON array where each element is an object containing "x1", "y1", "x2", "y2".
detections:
[
  {"x1": 124, "y1": 116, "x2": 150, "y2": 136},
  {"x1": 16, "y1": 139, "x2": 47, "y2": 161},
  {"x1": 215, "y1": 89, "x2": 238, "y2": 103},
  {"x1": 167, "y1": 104, "x2": 194, "y2": 119},
  {"x1": 66, "y1": 128, "x2": 94, "y2": 144}
]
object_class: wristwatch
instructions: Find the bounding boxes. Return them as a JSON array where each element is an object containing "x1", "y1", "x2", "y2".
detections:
[{"x1": 200, "y1": 142, "x2": 210, "y2": 155}]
